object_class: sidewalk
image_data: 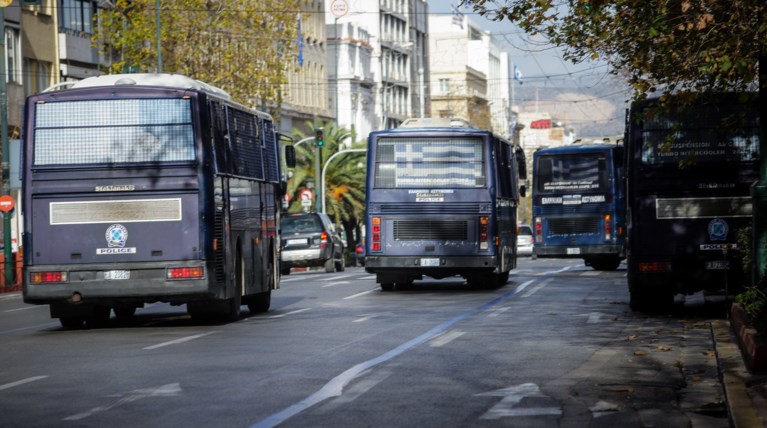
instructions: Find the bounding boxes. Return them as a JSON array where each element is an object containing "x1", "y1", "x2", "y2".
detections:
[{"x1": 713, "y1": 319, "x2": 767, "y2": 427}]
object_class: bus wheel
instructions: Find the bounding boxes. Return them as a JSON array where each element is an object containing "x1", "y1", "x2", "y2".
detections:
[
  {"x1": 221, "y1": 253, "x2": 245, "y2": 322},
  {"x1": 497, "y1": 271, "x2": 510, "y2": 286},
  {"x1": 85, "y1": 305, "x2": 112, "y2": 328},
  {"x1": 247, "y1": 290, "x2": 271, "y2": 314},
  {"x1": 59, "y1": 316, "x2": 86, "y2": 329},
  {"x1": 113, "y1": 306, "x2": 137, "y2": 321},
  {"x1": 591, "y1": 257, "x2": 621, "y2": 271},
  {"x1": 380, "y1": 283, "x2": 395, "y2": 291}
]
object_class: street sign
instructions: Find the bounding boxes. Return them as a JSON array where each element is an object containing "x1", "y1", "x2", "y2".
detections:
[
  {"x1": 300, "y1": 189, "x2": 313, "y2": 208},
  {"x1": 330, "y1": 0, "x2": 349, "y2": 18},
  {"x1": 0, "y1": 195, "x2": 14, "y2": 212}
]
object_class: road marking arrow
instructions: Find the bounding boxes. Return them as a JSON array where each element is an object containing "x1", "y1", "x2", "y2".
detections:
[{"x1": 476, "y1": 383, "x2": 562, "y2": 420}]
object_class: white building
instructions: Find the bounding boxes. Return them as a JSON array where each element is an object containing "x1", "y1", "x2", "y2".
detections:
[
  {"x1": 427, "y1": 13, "x2": 511, "y2": 138},
  {"x1": 326, "y1": 0, "x2": 429, "y2": 132}
]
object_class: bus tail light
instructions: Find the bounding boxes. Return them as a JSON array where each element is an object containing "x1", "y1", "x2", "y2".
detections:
[
  {"x1": 479, "y1": 216, "x2": 489, "y2": 250},
  {"x1": 372, "y1": 217, "x2": 381, "y2": 251},
  {"x1": 638, "y1": 262, "x2": 672, "y2": 273},
  {"x1": 604, "y1": 214, "x2": 611, "y2": 240},
  {"x1": 30, "y1": 271, "x2": 68, "y2": 284},
  {"x1": 167, "y1": 267, "x2": 205, "y2": 280},
  {"x1": 534, "y1": 217, "x2": 542, "y2": 243}
]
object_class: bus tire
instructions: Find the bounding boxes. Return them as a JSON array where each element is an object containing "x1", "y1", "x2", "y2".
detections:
[
  {"x1": 380, "y1": 283, "x2": 395, "y2": 291},
  {"x1": 592, "y1": 256, "x2": 621, "y2": 271},
  {"x1": 113, "y1": 306, "x2": 137, "y2": 321},
  {"x1": 59, "y1": 316, "x2": 86, "y2": 329},
  {"x1": 247, "y1": 290, "x2": 271, "y2": 314},
  {"x1": 85, "y1": 305, "x2": 112, "y2": 329}
]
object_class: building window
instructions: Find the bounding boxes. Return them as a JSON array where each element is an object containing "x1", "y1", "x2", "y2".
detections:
[
  {"x1": 61, "y1": 0, "x2": 94, "y2": 34},
  {"x1": 24, "y1": 59, "x2": 52, "y2": 97},
  {"x1": 438, "y1": 78, "x2": 450, "y2": 94},
  {"x1": 5, "y1": 27, "x2": 21, "y2": 84}
]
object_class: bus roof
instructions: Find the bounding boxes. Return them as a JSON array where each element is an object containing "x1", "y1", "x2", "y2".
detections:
[
  {"x1": 44, "y1": 73, "x2": 231, "y2": 100},
  {"x1": 534, "y1": 143, "x2": 620, "y2": 155},
  {"x1": 398, "y1": 117, "x2": 475, "y2": 129}
]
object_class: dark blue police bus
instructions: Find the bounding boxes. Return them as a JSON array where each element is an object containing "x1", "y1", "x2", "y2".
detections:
[
  {"x1": 624, "y1": 92, "x2": 759, "y2": 311},
  {"x1": 21, "y1": 74, "x2": 294, "y2": 327},
  {"x1": 531, "y1": 143, "x2": 626, "y2": 270},
  {"x1": 364, "y1": 118, "x2": 526, "y2": 290}
]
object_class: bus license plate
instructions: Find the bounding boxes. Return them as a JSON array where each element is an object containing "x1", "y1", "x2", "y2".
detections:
[
  {"x1": 420, "y1": 258, "x2": 440, "y2": 267},
  {"x1": 105, "y1": 270, "x2": 130, "y2": 280},
  {"x1": 567, "y1": 248, "x2": 581, "y2": 255},
  {"x1": 705, "y1": 260, "x2": 729, "y2": 270}
]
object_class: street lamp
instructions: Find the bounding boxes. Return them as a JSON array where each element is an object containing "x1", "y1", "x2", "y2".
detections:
[{"x1": 321, "y1": 149, "x2": 366, "y2": 213}]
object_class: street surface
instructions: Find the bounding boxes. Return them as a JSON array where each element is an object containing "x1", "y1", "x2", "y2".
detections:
[{"x1": 0, "y1": 258, "x2": 730, "y2": 427}]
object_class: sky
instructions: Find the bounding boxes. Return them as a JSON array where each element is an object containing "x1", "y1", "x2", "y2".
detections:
[{"x1": 426, "y1": 1, "x2": 632, "y2": 137}]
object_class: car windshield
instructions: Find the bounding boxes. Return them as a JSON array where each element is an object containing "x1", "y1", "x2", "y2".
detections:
[
  {"x1": 282, "y1": 215, "x2": 323, "y2": 234},
  {"x1": 518, "y1": 226, "x2": 533, "y2": 236}
]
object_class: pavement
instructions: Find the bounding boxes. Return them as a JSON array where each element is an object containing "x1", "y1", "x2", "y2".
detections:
[{"x1": 713, "y1": 319, "x2": 767, "y2": 427}]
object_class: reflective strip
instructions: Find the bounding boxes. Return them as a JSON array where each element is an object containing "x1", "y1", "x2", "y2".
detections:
[{"x1": 50, "y1": 198, "x2": 182, "y2": 224}]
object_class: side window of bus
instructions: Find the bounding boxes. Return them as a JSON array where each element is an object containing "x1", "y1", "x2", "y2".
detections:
[
  {"x1": 495, "y1": 139, "x2": 511, "y2": 198},
  {"x1": 210, "y1": 101, "x2": 230, "y2": 174}
]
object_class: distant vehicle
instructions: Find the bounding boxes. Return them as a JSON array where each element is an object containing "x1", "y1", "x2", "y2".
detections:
[
  {"x1": 624, "y1": 92, "x2": 759, "y2": 311},
  {"x1": 364, "y1": 117, "x2": 527, "y2": 290},
  {"x1": 280, "y1": 212, "x2": 345, "y2": 274},
  {"x1": 532, "y1": 143, "x2": 626, "y2": 270},
  {"x1": 516, "y1": 224, "x2": 534, "y2": 257},
  {"x1": 355, "y1": 244, "x2": 365, "y2": 266},
  {"x1": 21, "y1": 73, "x2": 294, "y2": 328}
]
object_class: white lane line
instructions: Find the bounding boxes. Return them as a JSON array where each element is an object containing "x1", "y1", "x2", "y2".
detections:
[
  {"x1": 321, "y1": 274, "x2": 355, "y2": 281},
  {"x1": 0, "y1": 322, "x2": 60, "y2": 335},
  {"x1": 64, "y1": 383, "x2": 181, "y2": 421},
  {"x1": 343, "y1": 289, "x2": 377, "y2": 300},
  {"x1": 251, "y1": 281, "x2": 533, "y2": 428},
  {"x1": 429, "y1": 330, "x2": 466, "y2": 347},
  {"x1": 322, "y1": 281, "x2": 350, "y2": 288},
  {"x1": 0, "y1": 293, "x2": 21, "y2": 301},
  {"x1": 353, "y1": 316, "x2": 372, "y2": 323},
  {"x1": 266, "y1": 308, "x2": 311, "y2": 319},
  {"x1": 488, "y1": 307, "x2": 511, "y2": 318},
  {"x1": 143, "y1": 332, "x2": 218, "y2": 350},
  {"x1": 279, "y1": 277, "x2": 305, "y2": 283},
  {"x1": 4, "y1": 306, "x2": 45, "y2": 313},
  {"x1": 0, "y1": 375, "x2": 47, "y2": 391},
  {"x1": 521, "y1": 278, "x2": 554, "y2": 298},
  {"x1": 580, "y1": 271, "x2": 601, "y2": 276}
]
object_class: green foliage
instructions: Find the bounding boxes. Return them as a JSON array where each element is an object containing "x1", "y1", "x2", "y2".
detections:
[
  {"x1": 736, "y1": 287, "x2": 767, "y2": 337},
  {"x1": 94, "y1": 0, "x2": 300, "y2": 110},
  {"x1": 462, "y1": 0, "x2": 767, "y2": 99}
]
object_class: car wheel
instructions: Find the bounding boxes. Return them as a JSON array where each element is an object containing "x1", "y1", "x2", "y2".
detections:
[
  {"x1": 336, "y1": 252, "x2": 345, "y2": 272},
  {"x1": 325, "y1": 258, "x2": 335, "y2": 273}
]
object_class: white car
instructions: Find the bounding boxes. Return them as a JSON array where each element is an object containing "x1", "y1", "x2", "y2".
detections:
[{"x1": 517, "y1": 224, "x2": 534, "y2": 256}]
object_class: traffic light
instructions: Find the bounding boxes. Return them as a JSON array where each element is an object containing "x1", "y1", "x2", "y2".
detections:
[{"x1": 315, "y1": 128, "x2": 324, "y2": 148}]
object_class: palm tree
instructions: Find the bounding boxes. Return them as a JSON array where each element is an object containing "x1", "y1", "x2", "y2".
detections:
[{"x1": 285, "y1": 120, "x2": 367, "y2": 255}]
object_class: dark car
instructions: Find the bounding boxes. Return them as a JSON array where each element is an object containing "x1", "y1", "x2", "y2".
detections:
[{"x1": 280, "y1": 212, "x2": 345, "y2": 274}]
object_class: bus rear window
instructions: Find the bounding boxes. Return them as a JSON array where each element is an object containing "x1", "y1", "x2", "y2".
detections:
[
  {"x1": 536, "y1": 154, "x2": 607, "y2": 193},
  {"x1": 33, "y1": 98, "x2": 195, "y2": 166},
  {"x1": 374, "y1": 137, "x2": 485, "y2": 188}
]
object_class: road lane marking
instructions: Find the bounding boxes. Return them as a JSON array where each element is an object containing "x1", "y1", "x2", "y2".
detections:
[
  {"x1": 0, "y1": 293, "x2": 21, "y2": 301},
  {"x1": 0, "y1": 322, "x2": 60, "y2": 335},
  {"x1": 143, "y1": 332, "x2": 218, "y2": 350},
  {"x1": 343, "y1": 289, "x2": 377, "y2": 300},
  {"x1": 266, "y1": 308, "x2": 311, "y2": 319},
  {"x1": 533, "y1": 266, "x2": 573, "y2": 276},
  {"x1": 64, "y1": 383, "x2": 181, "y2": 421},
  {"x1": 487, "y1": 307, "x2": 511, "y2": 318},
  {"x1": 322, "y1": 281, "x2": 350, "y2": 288},
  {"x1": 429, "y1": 330, "x2": 466, "y2": 347},
  {"x1": 353, "y1": 316, "x2": 372, "y2": 323},
  {"x1": 477, "y1": 383, "x2": 562, "y2": 420},
  {"x1": 580, "y1": 271, "x2": 601, "y2": 276},
  {"x1": 0, "y1": 376, "x2": 47, "y2": 391},
  {"x1": 321, "y1": 274, "x2": 355, "y2": 281},
  {"x1": 521, "y1": 278, "x2": 554, "y2": 298},
  {"x1": 251, "y1": 281, "x2": 535, "y2": 428}
]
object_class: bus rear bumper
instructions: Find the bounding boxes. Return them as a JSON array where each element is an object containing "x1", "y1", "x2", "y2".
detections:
[
  {"x1": 365, "y1": 255, "x2": 499, "y2": 280},
  {"x1": 23, "y1": 261, "x2": 217, "y2": 306},
  {"x1": 534, "y1": 244, "x2": 623, "y2": 258}
]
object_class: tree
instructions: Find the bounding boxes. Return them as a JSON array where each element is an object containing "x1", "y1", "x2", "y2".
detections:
[
  {"x1": 286, "y1": 121, "x2": 367, "y2": 254},
  {"x1": 461, "y1": 1, "x2": 765, "y2": 98},
  {"x1": 95, "y1": 0, "x2": 300, "y2": 111}
]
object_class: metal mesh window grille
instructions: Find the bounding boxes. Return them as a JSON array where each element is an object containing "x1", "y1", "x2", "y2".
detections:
[
  {"x1": 34, "y1": 98, "x2": 194, "y2": 166},
  {"x1": 228, "y1": 108, "x2": 264, "y2": 179},
  {"x1": 263, "y1": 120, "x2": 279, "y2": 182},
  {"x1": 374, "y1": 137, "x2": 485, "y2": 188}
]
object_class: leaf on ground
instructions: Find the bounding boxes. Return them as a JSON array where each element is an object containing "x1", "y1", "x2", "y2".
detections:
[
  {"x1": 625, "y1": 335, "x2": 639, "y2": 341},
  {"x1": 656, "y1": 345, "x2": 673, "y2": 351},
  {"x1": 634, "y1": 350, "x2": 647, "y2": 356},
  {"x1": 704, "y1": 351, "x2": 716, "y2": 358}
]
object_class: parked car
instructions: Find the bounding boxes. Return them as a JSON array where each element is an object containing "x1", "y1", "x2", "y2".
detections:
[
  {"x1": 355, "y1": 244, "x2": 365, "y2": 266},
  {"x1": 517, "y1": 224, "x2": 534, "y2": 257},
  {"x1": 280, "y1": 212, "x2": 345, "y2": 274}
]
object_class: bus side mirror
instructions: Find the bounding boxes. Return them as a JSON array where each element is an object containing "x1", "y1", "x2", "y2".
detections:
[
  {"x1": 519, "y1": 184, "x2": 527, "y2": 198},
  {"x1": 284, "y1": 145, "x2": 296, "y2": 168}
]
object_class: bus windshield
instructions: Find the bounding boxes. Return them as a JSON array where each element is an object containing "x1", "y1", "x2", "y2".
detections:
[
  {"x1": 33, "y1": 98, "x2": 195, "y2": 166},
  {"x1": 640, "y1": 103, "x2": 759, "y2": 166},
  {"x1": 535, "y1": 154, "x2": 607, "y2": 193},
  {"x1": 373, "y1": 137, "x2": 485, "y2": 188}
]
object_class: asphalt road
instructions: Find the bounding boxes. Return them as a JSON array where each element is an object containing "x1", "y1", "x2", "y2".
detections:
[{"x1": 0, "y1": 258, "x2": 731, "y2": 427}]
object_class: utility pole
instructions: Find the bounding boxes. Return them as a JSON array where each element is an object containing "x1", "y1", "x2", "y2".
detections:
[
  {"x1": 156, "y1": 0, "x2": 162, "y2": 72},
  {"x1": 0, "y1": 1, "x2": 12, "y2": 287}
]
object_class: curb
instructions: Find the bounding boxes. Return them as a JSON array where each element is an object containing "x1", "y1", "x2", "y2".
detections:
[{"x1": 712, "y1": 319, "x2": 765, "y2": 428}]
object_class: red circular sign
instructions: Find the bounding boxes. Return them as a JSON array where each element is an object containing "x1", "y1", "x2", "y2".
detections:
[{"x1": 0, "y1": 195, "x2": 14, "y2": 213}]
